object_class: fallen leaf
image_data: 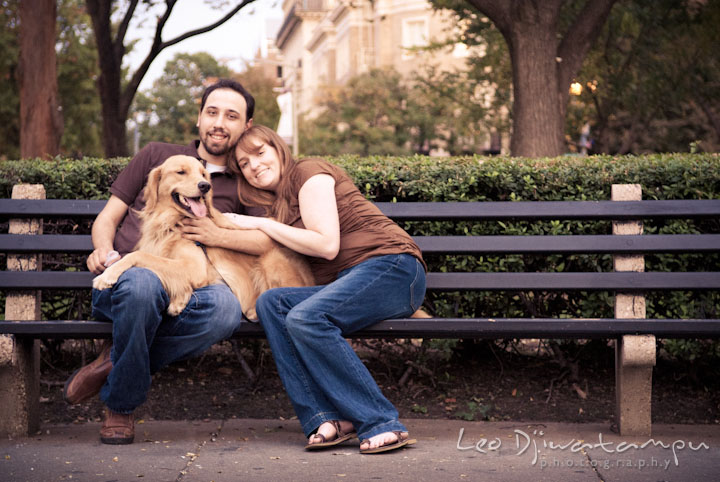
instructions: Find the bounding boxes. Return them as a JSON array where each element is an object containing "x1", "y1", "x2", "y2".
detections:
[
  {"x1": 218, "y1": 367, "x2": 233, "y2": 375},
  {"x1": 112, "y1": 456, "x2": 119, "y2": 462},
  {"x1": 572, "y1": 383, "x2": 587, "y2": 400},
  {"x1": 511, "y1": 388, "x2": 517, "y2": 397},
  {"x1": 444, "y1": 398, "x2": 456, "y2": 403},
  {"x1": 270, "y1": 456, "x2": 280, "y2": 460}
]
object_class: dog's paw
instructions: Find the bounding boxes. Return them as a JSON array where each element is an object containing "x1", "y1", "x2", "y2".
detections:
[
  {"x1": 92, "y1": 271, "x2": 118, "y2": 290},
  {"x1": 167, "y1": 300, "x2": 188, "y2": 316},
  {"x1": 244, "y1": 307, "x2": 259, "y2": 322}
]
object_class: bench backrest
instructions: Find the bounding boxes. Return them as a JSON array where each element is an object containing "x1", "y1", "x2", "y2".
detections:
[{"x1": 2, "y1": 198, "x2": 720, "y2": 291}]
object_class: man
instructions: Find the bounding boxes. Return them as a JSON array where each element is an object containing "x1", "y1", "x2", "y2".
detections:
[{"x1": 64, "y1": 79, "x2": 270, "y2": 445}]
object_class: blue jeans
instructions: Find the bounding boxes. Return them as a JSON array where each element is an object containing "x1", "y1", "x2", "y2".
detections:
[
  {"x1": 255, "y1": 254, "x2": 426, "y2": 441},
  {"x1": 91, "y1": 267, "x2": 243, "y2": 414}
]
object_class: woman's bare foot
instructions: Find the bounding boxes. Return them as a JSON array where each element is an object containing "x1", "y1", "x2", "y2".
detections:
[
  {"x1": 359, "y1": 431, "x2": 415, "y2": 454},
  {"x1": 305, "y1": 420, "x2": 356, "y2": 450}
]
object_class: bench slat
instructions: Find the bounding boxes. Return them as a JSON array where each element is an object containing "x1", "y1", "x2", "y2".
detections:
[
  {"x1": 377, "y1": 200, "x2": 720, "y2": 220},
  {"x1": 426, "y1": 272, "x2": 720, "y2": 290},
  {"x1": 0, "y1": 234, "x2": 94, "y2": 252},
  {"x1": 2, "y1": 270, "x2": 719, "y2": 290},
  {"x1": 3, "y1": 199, "x2": 720, "y2": 220},
  {"x1": 415, "y1": 234, "x2": 720, "y2": 254},
  {"x1": 2, "y1": 233, "x2": 719, "y2": 254},
  {"x1": 0, "y1": 199, "x2": 106, "y2": 217},
  {"x1": 2, "y1": 319, "x2": 719, "y2": 339}
]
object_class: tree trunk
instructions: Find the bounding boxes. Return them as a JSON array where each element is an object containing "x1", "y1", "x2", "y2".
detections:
[
  {"x1": 19, "y1": 0, "x2": 62, "y2": 158},
  {"x1": 467, "y1": 0, "x2": 617, "y2": 158},
  {"x1": 86, "y1": 0, "x2": 128, "y2": 157},
  {"x1": 508, "y1": 6, "x2": 565, "y2": 157}
]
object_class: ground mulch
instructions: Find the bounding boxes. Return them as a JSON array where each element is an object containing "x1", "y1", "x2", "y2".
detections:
[{"x1": 39, "y1": 339, "x2": 720, "y2": 429}]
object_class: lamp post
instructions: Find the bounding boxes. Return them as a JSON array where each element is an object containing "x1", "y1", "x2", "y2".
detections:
[{"x1": 268, "y1": 60, "x2": 300, "y2": 156}]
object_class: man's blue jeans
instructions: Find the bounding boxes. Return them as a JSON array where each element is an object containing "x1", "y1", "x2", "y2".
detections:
[
  {"x1": 91, "y1": 267, "x2": 243, "y2": 414},
  {"x1": 255, "y1": 254, "x2": 426, "y2": 441}
]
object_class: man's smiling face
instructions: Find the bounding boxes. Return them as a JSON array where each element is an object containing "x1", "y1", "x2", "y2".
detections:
[{"x1": 196, "y1": 88, "x2": 251, "y2": 163}]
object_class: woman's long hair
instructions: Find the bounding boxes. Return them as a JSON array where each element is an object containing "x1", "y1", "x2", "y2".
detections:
[{"x1": 228, "y1": 125, "x2": 297, "y2": 224}]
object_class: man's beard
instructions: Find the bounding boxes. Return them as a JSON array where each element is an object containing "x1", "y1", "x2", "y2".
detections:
[{"x1": 202, "y1": 130, "x2": 232, "y2": 156}]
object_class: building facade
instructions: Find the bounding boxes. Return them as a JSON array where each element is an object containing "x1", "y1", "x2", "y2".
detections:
[{"x1": 274, "y1": 0, "x2": 469, "y2": 118}]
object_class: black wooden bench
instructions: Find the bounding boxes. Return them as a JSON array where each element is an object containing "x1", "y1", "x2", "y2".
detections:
[{"x1": 2, "y1": 183, "x2": 720, "y2": 438}]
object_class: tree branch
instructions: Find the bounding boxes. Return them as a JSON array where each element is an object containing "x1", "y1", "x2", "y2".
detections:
[
  {"x1": 557, "y1": 0, "x2": 617, "y2": 90},
  {"x1": 161, "y1": 0, "x2": 257, "y2": 50},
  {"x1": 120, "y1": 0, "x2": 257, "y2": 116},
  {"x1": 465, "y1": 0, "x2": 512, "y2": 41},
  {"x1": 115, "y1": 0, "x2": 140, "y2": 55}
]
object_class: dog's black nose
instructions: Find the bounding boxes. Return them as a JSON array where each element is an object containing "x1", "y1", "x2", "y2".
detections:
[{"x1": 198, "y1": 181, "x2": 211, "y2": 194}]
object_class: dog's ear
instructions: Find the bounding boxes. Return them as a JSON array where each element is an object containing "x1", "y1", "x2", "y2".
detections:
[{"x1": 144, "y1": 166, "x2": 162, "y2": 211}]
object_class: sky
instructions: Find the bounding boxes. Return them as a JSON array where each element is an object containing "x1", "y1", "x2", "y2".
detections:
[{"x1": 124, "y1": 1, "x2": 284, "y2": 91}]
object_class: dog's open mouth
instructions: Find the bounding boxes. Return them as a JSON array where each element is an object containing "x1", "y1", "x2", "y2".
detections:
[{"x1": 172, "y1": 192, "x2": 208, "y2": 218}]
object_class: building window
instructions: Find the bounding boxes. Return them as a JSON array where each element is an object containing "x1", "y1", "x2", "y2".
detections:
[{"x1": 402, "y1": 17, "x2": 428, "y2": 49}]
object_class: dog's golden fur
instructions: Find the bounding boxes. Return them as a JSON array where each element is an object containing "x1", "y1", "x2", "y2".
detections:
[{"x1": 93, "y1": 155, "x2": 314, "y2": 317}]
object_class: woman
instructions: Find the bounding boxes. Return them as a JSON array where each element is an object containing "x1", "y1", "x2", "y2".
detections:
[{"x1": 225, "y1": 125, "x2": 426, "y2": 454}]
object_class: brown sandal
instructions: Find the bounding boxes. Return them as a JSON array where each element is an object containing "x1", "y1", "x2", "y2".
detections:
[
  {"x1": 305, "y1": 420, "x2": 357, "y2": 450},
  {"x1": 359, "y1": 431, "x2": 416, "y2": 454}
]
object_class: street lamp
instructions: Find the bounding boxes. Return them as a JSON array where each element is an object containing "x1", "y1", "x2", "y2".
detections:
[
  {"x1": 569, "y1": 81, "x2": 583, "y2": 96},
  {"x1": 261, "y1": 59, "x2": 300, "y2": 157}
]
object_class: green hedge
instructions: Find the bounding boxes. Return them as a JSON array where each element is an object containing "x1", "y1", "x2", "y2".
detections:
[
  {"x1": 3, "y1": 153, "x2": 718, "y2": 201},
  {"x1": 2, "y1": 153, "x2": 719, "y2": 323}
]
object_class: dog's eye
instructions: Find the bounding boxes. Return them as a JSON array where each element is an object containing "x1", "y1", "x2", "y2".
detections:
[{"x1": 176, "y1": 170, "x2": 186, "y2": 175}]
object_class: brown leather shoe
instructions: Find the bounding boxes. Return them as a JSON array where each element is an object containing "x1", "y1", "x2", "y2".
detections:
[
  {"x1": 100, "y1": 408, "x2": 134, "y2": 445},
  {"x1": 63, "y1": 342, "x2": 112, "y2": 404}
]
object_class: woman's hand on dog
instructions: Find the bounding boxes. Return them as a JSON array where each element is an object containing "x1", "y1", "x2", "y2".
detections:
[{"x1": 223, "y1": 212, "x2": 263, "y2": 230}]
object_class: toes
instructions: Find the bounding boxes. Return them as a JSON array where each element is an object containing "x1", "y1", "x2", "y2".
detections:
[{"x1": 362, "y1": 431, "x2": 407, "y2": 450}]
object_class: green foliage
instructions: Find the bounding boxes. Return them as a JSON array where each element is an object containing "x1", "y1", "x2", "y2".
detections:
[
  {"x1": 0, "y1": 157, "x2": 129, "y2": 199},
  {"x1": 662, "y1": 339, "x2": 720, "y2": 362},
  {"x1": 569, "y1": 0, "x2": 720, "y2": 154},
  {"x1": 133, "y1": 52, "x2": 232, "y2": 147},
  {"x1": 0, "y1": 0, "x2": 19, "y2": 160},
  {"x1": 233, "y1": 65, "x2": 281, "y2": 130},
  {"x1": 301, "y1": 68, "x2": 423, "y2": 156},
  {"x1": 454, "y1": 400, "x2": 493, "y2": 421},
  {"x1": 56, "y1": 0, "x2": 103, "y2": 157},
  {"x1": 301, "y1": 64, "x2": 508, "y2": 156}
]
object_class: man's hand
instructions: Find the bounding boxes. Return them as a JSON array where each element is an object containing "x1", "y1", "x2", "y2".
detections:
[
  {"x1": 87, "y1": 248, "x2": 120, "y2": 275},
  {"x1": 180, "y1": 217, "x2": 226, "y2": 246}
]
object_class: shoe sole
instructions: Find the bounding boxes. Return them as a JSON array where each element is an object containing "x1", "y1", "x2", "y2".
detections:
[
  {"x1": 360, "y1": 438, "x2": 417, "y2": 454},
  {"x1": 304, "y1": 432, "x2": 357, "y2": 450},
  {"x1": 100, "y1": 436, "x2": 134, "y2": 445}
]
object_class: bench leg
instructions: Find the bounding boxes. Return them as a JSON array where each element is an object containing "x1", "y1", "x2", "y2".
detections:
[
  {"x1": 0, "y1": 336, "x2": 40, "y2": 437},
  {"x1": 1, "y1": 184, "x2": 45, "y2": 437},
  {"x1": 615, "y1": 334, "x2": 655, "y2": 436}
]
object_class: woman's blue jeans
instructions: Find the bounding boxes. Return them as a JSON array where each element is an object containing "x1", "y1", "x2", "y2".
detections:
[
  {"x1": 91, "y1": 267, "x2": 243, "y2": 414},
  {"x1": 255, "y1": 254, "x2": 426, "y2": 441}
]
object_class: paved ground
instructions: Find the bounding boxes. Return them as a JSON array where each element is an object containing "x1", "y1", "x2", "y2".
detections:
[{"x1": 1, "y1": 419, "x2": 719, "y2": 481}]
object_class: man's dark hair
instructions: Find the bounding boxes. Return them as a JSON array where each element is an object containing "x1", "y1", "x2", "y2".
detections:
[{"x1": 200, "y1": 78, "x2": 255, "y2": 121}]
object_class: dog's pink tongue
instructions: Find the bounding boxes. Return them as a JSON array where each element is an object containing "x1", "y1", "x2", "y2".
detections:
[{"x1": 187, "y1": 198, "x2": 207, "y2": 218}]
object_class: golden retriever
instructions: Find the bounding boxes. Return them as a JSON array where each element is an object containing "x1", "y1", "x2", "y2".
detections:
[{"x1": 92, "y1": 155, "x2": 314, "y2": 318}]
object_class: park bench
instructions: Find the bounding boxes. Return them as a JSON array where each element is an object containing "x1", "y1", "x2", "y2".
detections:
[{"x1": 1, "y1": 183, "x2": 719, "y2": 439}]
